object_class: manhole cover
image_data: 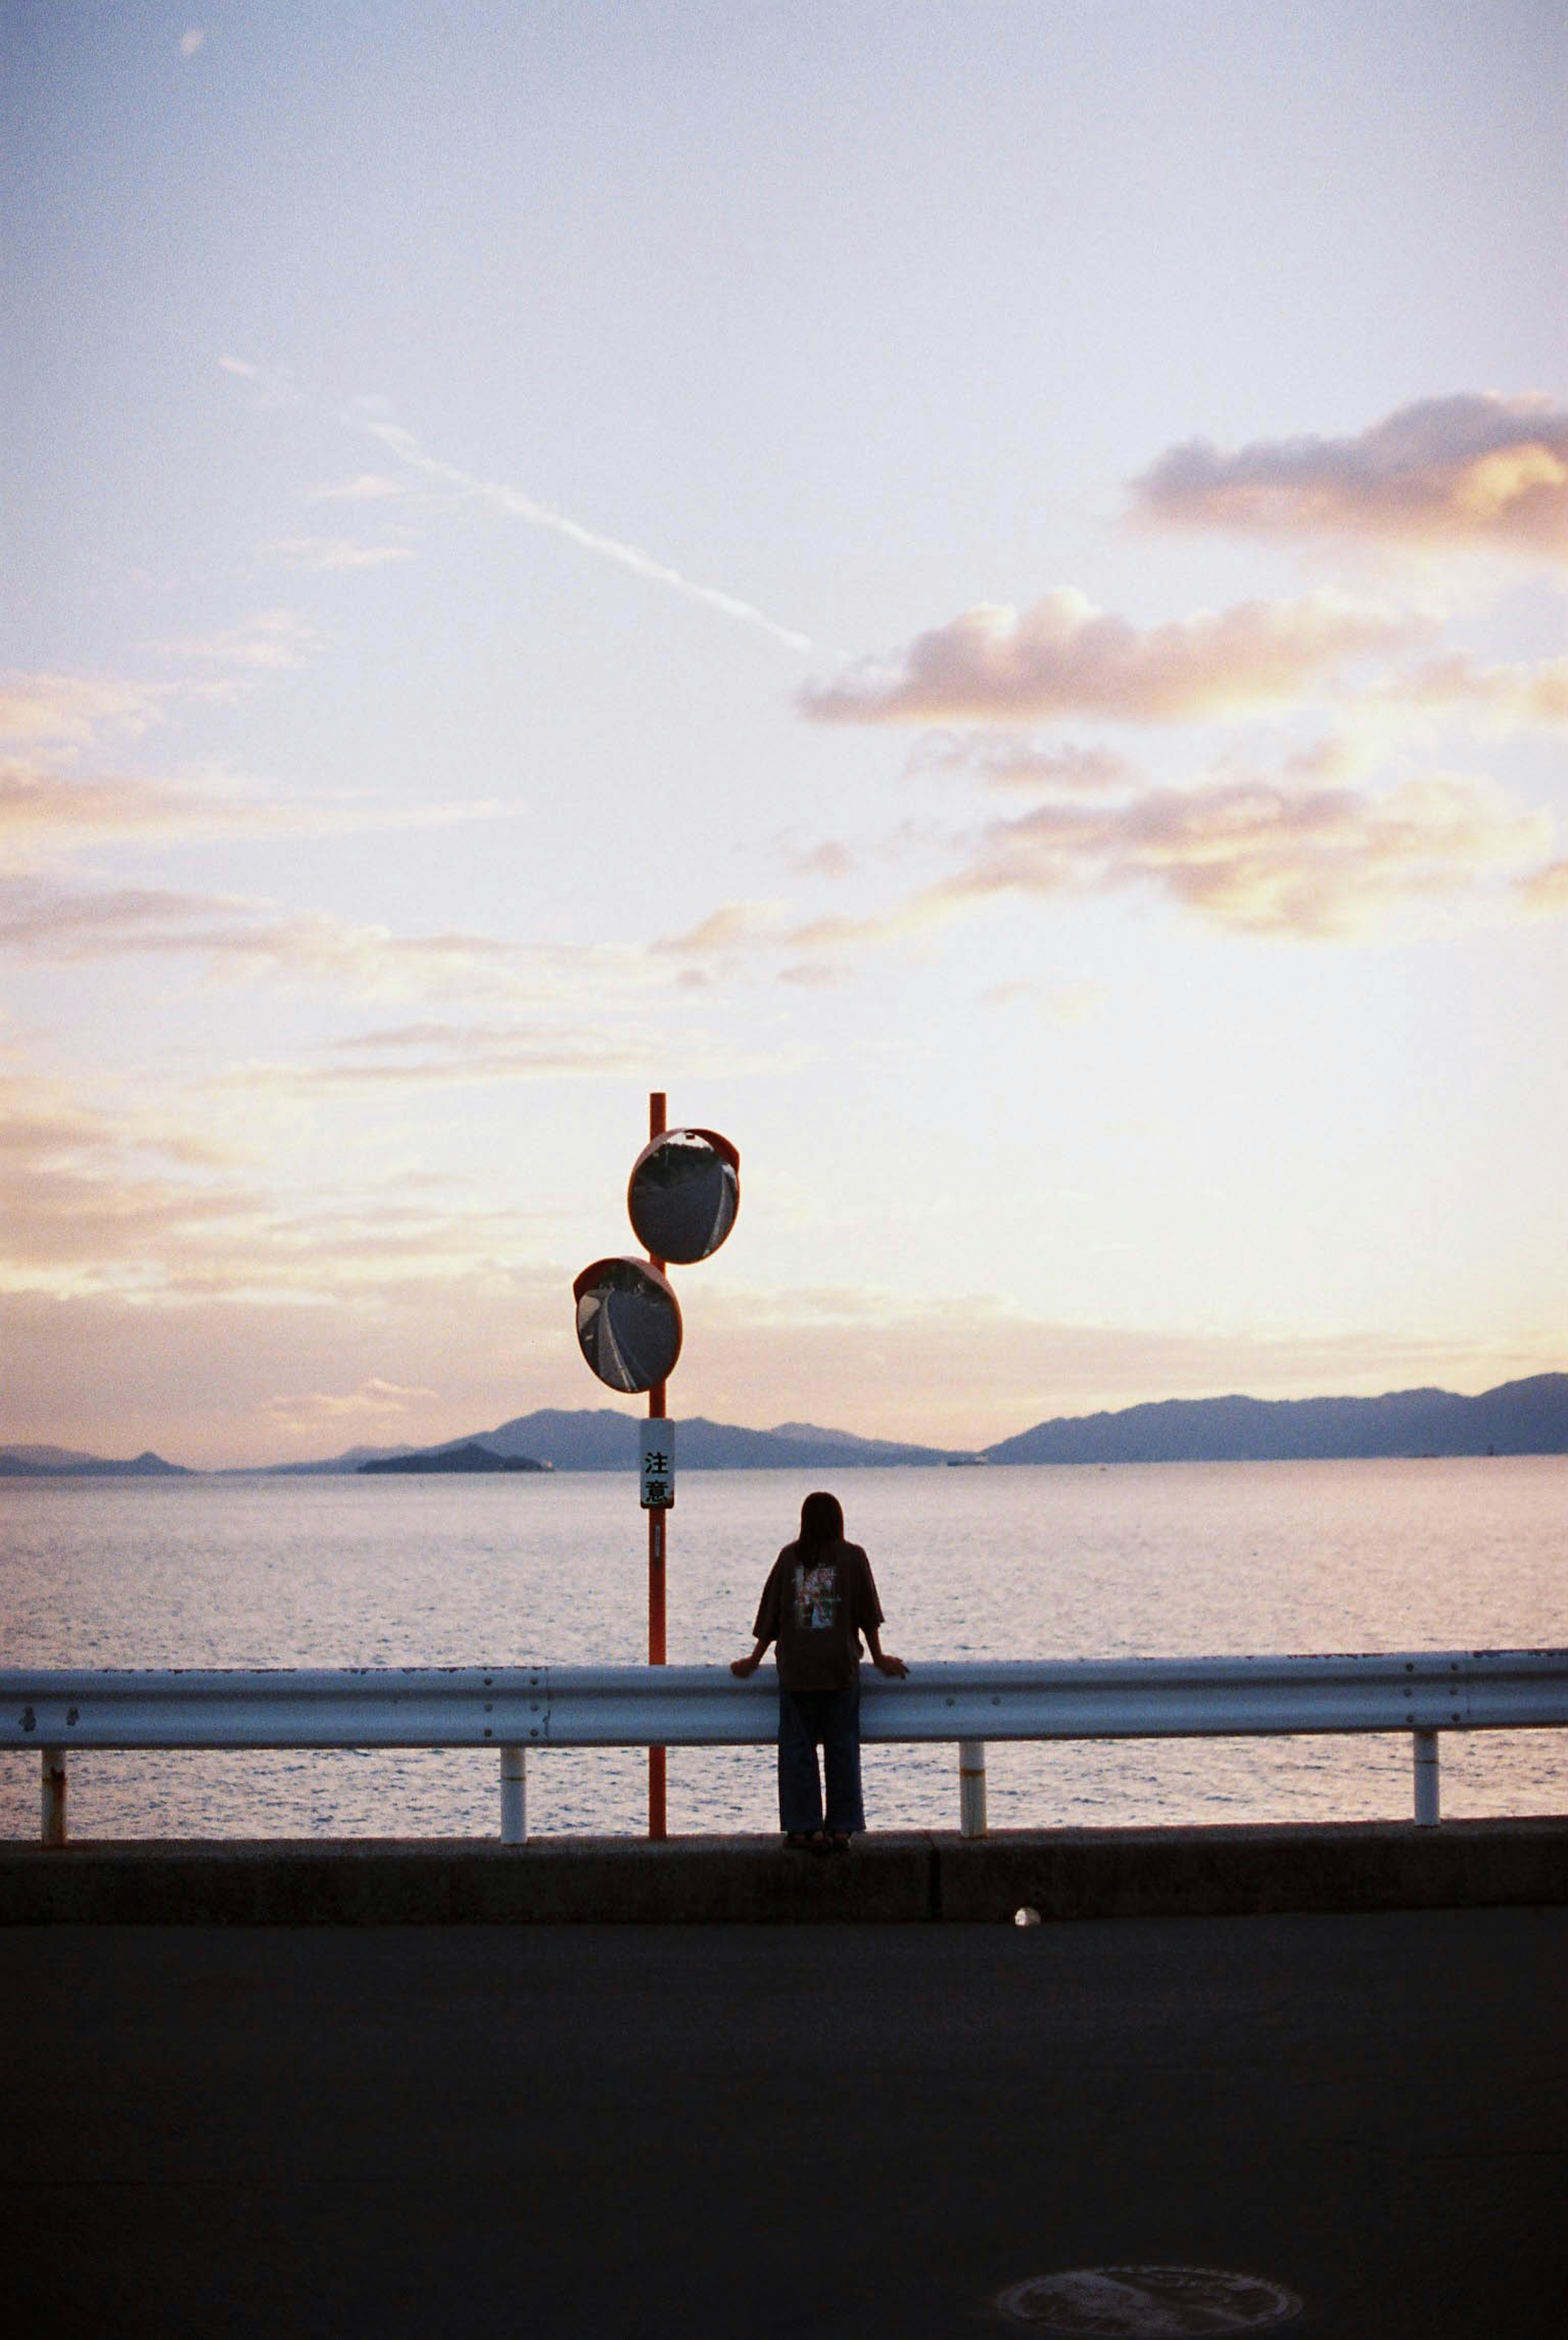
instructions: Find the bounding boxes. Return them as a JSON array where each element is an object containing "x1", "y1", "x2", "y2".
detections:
[{"x1": 996, "y1": 2265, "x2": 1302, "y2": 2336}]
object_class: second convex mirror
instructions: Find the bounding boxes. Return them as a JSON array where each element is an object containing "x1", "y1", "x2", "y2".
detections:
[
  {"x1": 572, "y1": 1258, "x2": 684, "y2": 1395},
  {"x1": 626, "y1": 1127, "x2": 740, "y2": 1265}
]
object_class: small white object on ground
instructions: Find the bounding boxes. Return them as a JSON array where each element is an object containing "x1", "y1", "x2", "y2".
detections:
[
  {"x1": 996, "y1": 2264, "x2": 1303, "y2": 2333},
  {"x1": 1014, "y1": 1906, "x2": 1042, "y2": 1927}
]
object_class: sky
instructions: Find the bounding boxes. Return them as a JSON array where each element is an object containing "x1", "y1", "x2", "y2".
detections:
[{"x1": 2, "y1": 0, "x2": 1566, "y2": 1467}]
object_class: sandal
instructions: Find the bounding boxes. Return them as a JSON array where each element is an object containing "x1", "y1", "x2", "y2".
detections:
[{"x1": 783, "y1": 1831, "x2": 817, "y2": 1851}]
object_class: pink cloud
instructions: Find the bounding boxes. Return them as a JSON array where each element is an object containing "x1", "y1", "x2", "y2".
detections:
[
  {"x1": 907, "y1": 733, "x2": 1137, "y2": 790},
  {"x1": 1134, "y1": 393, "x2": 1568, "y2": 561},
  {"x1": 265, "y1": 1378, "x2": 439, "y2": 1427},
  {"x1": 802, "y1": 589, "x2": 1419, "y2": 725},
  {"x1": 948, "y1": 770, "x2": 1552, "y2": 938},
  {"x1": 0, "y1": 673, "x2": 165, "y2": 750}
]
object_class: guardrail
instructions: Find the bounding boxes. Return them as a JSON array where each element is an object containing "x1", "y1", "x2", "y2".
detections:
[{"x1": 7, "y1": 1649, "x2": 1567, "y2": 1845}]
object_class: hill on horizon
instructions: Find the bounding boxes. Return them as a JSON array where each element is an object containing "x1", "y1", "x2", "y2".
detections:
[
  {"x1": 450, "y1": 1410, "x2": 954, "y2": 1472},
  {"x1": 9, "y1": 1374, "x2": 1566, "y2": 1476},
  {"x1": 313, "y1": 1374, "x2": 1568, "y2": 1472},
  {"x1": 984, "y1": 1372, "x2": 1568, "y2": 1464},
  {"x1": 0, "y1": 1447, "x2": 189, "y2": 1479},
  {"x1": 236, "y1": 1409, "x2": 956, "y2": 1474},
  {"x1": 358, "y1": 1441, "x2": 548, "y2": 1476}
]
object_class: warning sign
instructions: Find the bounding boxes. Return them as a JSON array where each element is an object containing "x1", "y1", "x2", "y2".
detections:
[{"x1": 639, "y1": 1419, "x2": 675, "y2": 1510}]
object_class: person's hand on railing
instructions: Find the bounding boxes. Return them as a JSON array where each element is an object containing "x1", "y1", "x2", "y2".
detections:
[
  {"x1": 873, "y1": 1653, "x2": 909, "y2": 1678},
  {"x1": 731, "y1": 1640, "x2": 768, "y2": 1679}
]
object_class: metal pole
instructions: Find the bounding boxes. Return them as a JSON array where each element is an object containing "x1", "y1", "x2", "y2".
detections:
[
  {"x1": 41, "y1": 1747, "x2": 67, "y2": 1848},
  {"x1": 1412, "y1": 1727, "x2": 1440, "y2": 1826},
  {"x1": 647, "y1": 1089, "x2": 668, "y2": 1841},
  {"x1": 958, "y1": 1739, "x2": 987, "y2": 1838},
  {"x1": 499, "y1": 1745, "x2": 527, "y2": 1844}
]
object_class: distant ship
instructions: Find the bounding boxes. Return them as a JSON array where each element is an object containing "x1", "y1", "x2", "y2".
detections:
[{"x1": 946, "y1": 1454, "x2": 989, "y2": 1467}]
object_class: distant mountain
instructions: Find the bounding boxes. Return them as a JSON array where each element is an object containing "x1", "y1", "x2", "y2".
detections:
[
  {"x1": 245, "y1": 1377, "x2": 1568, "y2": 1476},
  {"x1": 766, "y1": 1420, "x2": 956, "y2": 1465},
  {"x1": 34, "y1": 1374, "x2": 1559, "y2": 1482},
  {"x1": 0, "y1": 1443, "x2": 105, "y2": 1469},
  {"x1": 261, "y1": 1409, "x2": 956, "y2": 1474},
  {"x1": 0, "y1": 1447, "x2": 189, "y2": 1478},
  {"x1": 983, "y1": 1374, "x2": 1568, "y2": 1464},
  {"x1": 471, "y1": 1408, "x2": 955, "y2": 1471},
  {"x1": 358, "y1": 1441, "x2": 547, "y2": 1476}
]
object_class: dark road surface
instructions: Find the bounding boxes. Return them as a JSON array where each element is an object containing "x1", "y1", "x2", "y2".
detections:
[{"x1": 4, "y1": 1907, "x2": 1564, "y2": 2338}]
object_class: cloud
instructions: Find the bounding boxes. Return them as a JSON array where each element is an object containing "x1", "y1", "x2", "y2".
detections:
[
  {"x1": 146, "y1": 609, "x2": 314, "y2": 670},
  {"x1": 654, "y1": 902, "x2": 791, "y2": 956},
  {"x1": 946, "y1": 768, "x2": 1554, "y2": 938},
  {"x1": 265, "y1": 536, "x2": 414, "y2": 572},
  {"x1": 179, "y1": 28, "x2": 205, "y2": 57},
  {"x1": 307, "y1": 474, "x2": 408, "y2": 503},
  {"x1": 0, "y1": 673, "x2": 165, "y2": 751},
  {"x1": 1134, "y1": 393, "x2": 1568, "y2": 561},
  {"x1": 976, "y1": 980, "x2": 1104, "y2": 1022},
  {"x1": 217, "y1": 354, "x2": 302, "y2": 409},
  {"x1": 907, "y1": 731, "x2": 1137, "y2": 791},
  {"x1": 0, "y1": 875, "x2": 576, "y2": 1002},
  {"x1": 352, "y1": 409, "x2": 815, "y2": 653},
  {"x1": 1370, "y1": 650, "x2": 1568, "y2": 735},
  {"x1": 656, "y1": 891, "x2": 943, "y2": 966},
  {"x1": 265, "y1": 1377, "x2": 438, "y2": 1427},
  {"x1": 1518, "y1": 859, "x2": 1568, "y2": 917},
  {"x1": 657, "y1": 733, "x2": 1563, "y2": 957},
  {"x1": 0, "y1": 762, "x2": 526, "y2": 871},
  {"x1": 0, "y1": 1055, "x2": 583, "y2": 1319},
  {"x1": 0, "y1": 1061, "x2": 252, "y2": 1286},
  {"x1": 802, "y1": 588, "x2": 1420, "y2": 725},
  {"x1": 777, "y1": 961, "x2": 843, "y2": 988},
  {"x1": 1, "y1": 766, "x2": 207, "y2": 861},
  {"x1": 790, "y1": 840, "x2": 857, "y2": 879},
  {"x1": 256, "y1": 1017, "x2": 648, "y2": 1091}
]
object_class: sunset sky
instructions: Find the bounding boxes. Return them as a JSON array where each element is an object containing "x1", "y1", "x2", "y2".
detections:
[{"x1": 4, "y1": 1, "x2": 1566, "y2": 1466}]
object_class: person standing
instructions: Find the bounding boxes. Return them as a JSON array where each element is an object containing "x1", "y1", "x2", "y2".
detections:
[{"x1": 731, "y1": 1491, "x2": 908, "y2": 1850}]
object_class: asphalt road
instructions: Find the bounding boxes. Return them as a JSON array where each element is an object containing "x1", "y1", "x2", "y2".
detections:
[{"x1": 4, "y1": 1907, "x2": 1564, "y2": 2338}]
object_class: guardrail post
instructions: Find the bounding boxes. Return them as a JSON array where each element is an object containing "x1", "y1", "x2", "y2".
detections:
[
  {"x1": 500, "y1": 1745, "x2": 527, "y2": 1844},
  {"x1": 41, "y1": 1747, "x2": 67, "y2": 1847},
  {"x1": 1412, "y1": 1728, "x2": 1439, "y2": 1826},
  {"x1": 958, "y1": 1739, "x2": 987, "y2": 1838}
]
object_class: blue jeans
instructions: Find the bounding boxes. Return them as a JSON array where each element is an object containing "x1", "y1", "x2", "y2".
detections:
[{"x1": 777, "y1": 1684, "x2": 865, "y2": 1835}]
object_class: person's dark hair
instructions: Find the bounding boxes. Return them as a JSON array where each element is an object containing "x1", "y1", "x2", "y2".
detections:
[{"x1": 798, "y1": 1491, "x2": 844, "y2": 1549}]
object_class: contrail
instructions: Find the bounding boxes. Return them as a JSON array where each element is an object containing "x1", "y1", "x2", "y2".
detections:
[{"x1": 357, "y1": 415, "x2": 814, "y2": 655}]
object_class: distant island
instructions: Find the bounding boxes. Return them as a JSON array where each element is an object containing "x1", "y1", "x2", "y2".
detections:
[
  {"x1": 4, "y1": 1372, "x2": 1566, "y2": 1477},
  {"x1": 333, "y1": 1375, "x2": 1568, "y2": 1472},
  {"x1": 357, "y1": 1442, "x2": 548, "y2": 1476},
  {"x1": 982, "y1": 1374, "x2": 1568, "y2": 1465},
  {"x1": 0, "y1": 1446, "x2": 188, "y2": 1480},
  {"x1": 270, "y1": 1412, "x2": 959, "y2": 1476}
]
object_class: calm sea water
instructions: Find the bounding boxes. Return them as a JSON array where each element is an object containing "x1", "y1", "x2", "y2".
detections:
[{"x1": 2, "y1": 1458, "x2": 1564, "y2": 1840}]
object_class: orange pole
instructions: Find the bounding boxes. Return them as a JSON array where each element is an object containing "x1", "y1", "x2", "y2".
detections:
[{"x1": 647, "y1": 1090, "x2": 668, "y2": 1840}]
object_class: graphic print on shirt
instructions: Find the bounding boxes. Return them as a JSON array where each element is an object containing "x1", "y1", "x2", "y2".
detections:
[{"x1": 793, "y1": 1560, "x2": 839, "y2": 1632}]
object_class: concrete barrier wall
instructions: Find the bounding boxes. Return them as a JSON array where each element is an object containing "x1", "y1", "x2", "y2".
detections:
[{"x1": 2, "y1": 1817, "x2": 1565, "y2": 1926}]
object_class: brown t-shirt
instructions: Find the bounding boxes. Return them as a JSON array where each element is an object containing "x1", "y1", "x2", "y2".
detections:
[{"x1": 753, "y1": 1538, "x2": 884, "y2": 1692}]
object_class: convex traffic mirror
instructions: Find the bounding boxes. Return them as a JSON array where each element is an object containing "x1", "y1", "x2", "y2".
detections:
[
  {"x1": 626, "y1": 1127, "x2": 740, "y2": 1265},
  {"x1": 572, "y1": 1257, "x2": 684, "y2": 1394}
]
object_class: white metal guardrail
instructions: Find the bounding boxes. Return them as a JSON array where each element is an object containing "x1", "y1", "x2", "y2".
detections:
[{"x1": 6, "y1": 1650, "x2": 1567, "y2": 1846}]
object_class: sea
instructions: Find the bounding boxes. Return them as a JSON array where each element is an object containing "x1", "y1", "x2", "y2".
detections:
[{"x1": 2, "y1": 1457, "x2": 1564, "y2": 1841}]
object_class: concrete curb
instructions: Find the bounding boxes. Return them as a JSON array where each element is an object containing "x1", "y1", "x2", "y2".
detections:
[{"x1": 2, "y1": 1817, "x2": 1565, "y2": 1924}]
